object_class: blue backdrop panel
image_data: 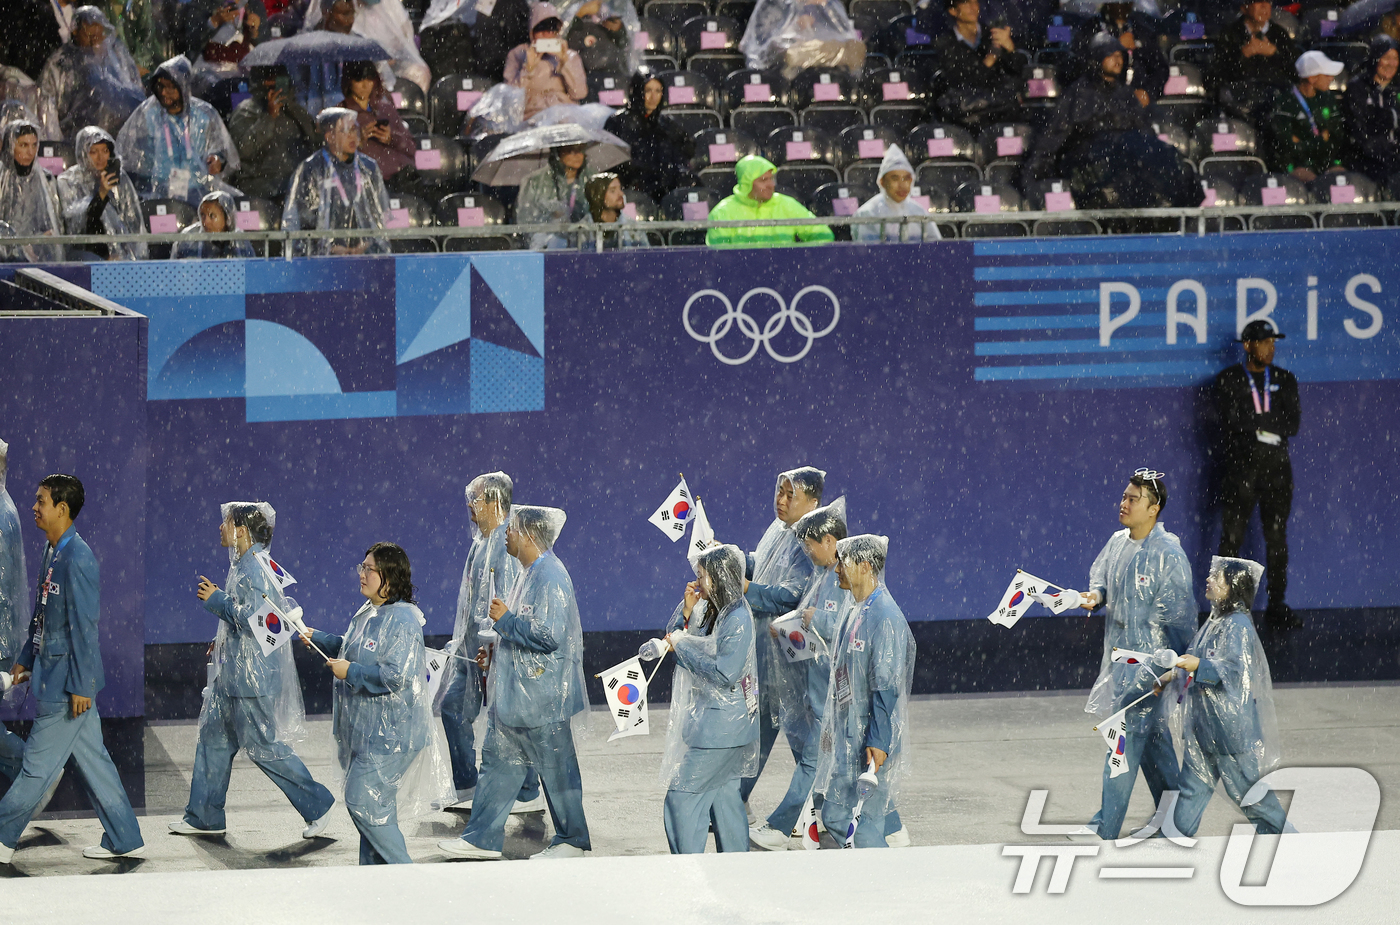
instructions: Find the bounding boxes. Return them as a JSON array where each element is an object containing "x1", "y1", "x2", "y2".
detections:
[{"x1": 106, "y1": 232, "x2": 1399, "y2": 645}]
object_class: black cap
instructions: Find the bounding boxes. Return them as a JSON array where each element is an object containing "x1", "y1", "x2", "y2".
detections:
[
  {"x1": 1238, "y1": 319, "x2": 1285, "y2": 342},
  {"x1": 1089, "y1": 31, "x2": 1126, "y2": 60}
]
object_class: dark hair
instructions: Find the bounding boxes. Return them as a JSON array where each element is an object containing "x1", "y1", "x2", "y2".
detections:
[
  {"x1": 1215, "y1": 560, "x2": 1258, "y2": 614},
  {"x1": 1129, "y1": 470, "x2": 1167, "y2": 511},
  {"x1": 585, "y1": 172, "x2": 619, "y2": 221},
  {"x1": 782, "y1": 467, "x2": 825, "y2": 504},
  {"x1": 365, "y1": 541, "x2": 416, "y2": 604},
  {"x1": 793, "y1": 505, "x2": 847, "y2": 544},
  {"x1": 341, "y1": 60, "x2": 383, "y2": 98},
  {"x1": 40, "y1": 473, "x2": 84, "y2": 519},
  {"x1": 227, "y1": 503, "x2": 273, "y2": 545},
  {"x1": 532, "y1": 15, "x2": 563, "y2": 34},
  {"x1": 695, "y1": 546, "x2": 743, "y2": 634}
]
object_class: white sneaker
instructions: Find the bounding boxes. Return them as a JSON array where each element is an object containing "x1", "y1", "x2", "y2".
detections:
[
  {"x1": 83, "y1": 844, "x2": 147, "y2": 860},
  {"x1": 745, "y1": 801, "x2": 755, "y2": 826},
  {"x1": 0, "y1": 842, "x2": 13, "y2": 864},
  {"x1": 511, "y1": 794, "x2": 546, "y2": 814},
  {"x1": 168, "y1": 821, "x2": 225, "y2": 836},
  {"x1": 749, "y1": 824, "x2": 789, "y2": 852},
  {"x1": 531, "y1": 843, "x2": 585, "y2": 859},
  {"x1": 438, "y1": 838, "x2": 502, "y2": 860},
  {"x1": 886, "y1": 826, "x2": 911, "y2": 848},
  {"x1": 447, "y1": 787, "x2": 475, "y2": 811},
  {"x1": 302, "y1": 806, "x2": 334, "y2": 839}
]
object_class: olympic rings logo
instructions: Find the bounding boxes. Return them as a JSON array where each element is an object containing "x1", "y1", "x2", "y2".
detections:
[{"x1": 682, "y1": 286, "x2": 841, "y2": 365}]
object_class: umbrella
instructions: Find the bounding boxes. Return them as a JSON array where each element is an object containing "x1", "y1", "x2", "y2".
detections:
[
  {"x1": 242, "y1": 32, "x2": 390, "y2": 67},
  {"x1": 471, "y1": 123, "x2": 632, "y2": 186}
]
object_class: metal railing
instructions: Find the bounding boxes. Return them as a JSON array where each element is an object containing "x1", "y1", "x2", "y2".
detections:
[{"x1": 0, "y1": 201, "x2": 1394, "y2": 259}]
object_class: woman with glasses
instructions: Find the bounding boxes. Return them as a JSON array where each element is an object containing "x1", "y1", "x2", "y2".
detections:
[{"x1": 302, "y1": 542, "x2": 451, "y2": 863}]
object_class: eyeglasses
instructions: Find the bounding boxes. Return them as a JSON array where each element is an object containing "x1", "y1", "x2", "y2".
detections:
[{"x1": 356, "y1": 563, "x2": 380, "y2": 577}]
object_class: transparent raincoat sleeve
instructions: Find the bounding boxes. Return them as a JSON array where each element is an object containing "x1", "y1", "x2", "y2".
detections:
[
  {"x1": 38, "y1": 9, "x2": 146, "y2": 140},
  {"x1": 491, "y1": 552, "x2": 588, "y2": 730},
  {"x1": 738, "y1": 0, "x2": 865, "y2": 78},
  {"x1": 0, "y1": 481, "x2": 27, "y2": 665},
  {"x1": 557, "y1": 0, "x2": 643, "y2": 73}
]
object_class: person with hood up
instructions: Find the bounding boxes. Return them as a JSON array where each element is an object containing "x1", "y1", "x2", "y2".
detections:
[
  {"x1": 854, "y1": 145, "x2": 939, "y2": 243},
  {"x1": 55, "y1": 125, "x2": 147, "y2": 260},
  {"x1": 116, "y1": 54, "x2": 241, "y2": 204},
  {"x1": 707, "y1": 155, "x2": 833, "y2": 247},
  {"x1": 302, "y1": 0, "x2": 431, "y2": 94},
  {"x1": 338, "y1": 59, "x2": 416, "y2": 183},
  {"x1": 439, "y1": 505, "x2": 592, "y2": 861},
  {"x1": 640, "y1": 544, "x2": 759, "y2": 854},
  {"x1": 0, "y1": 120, "x2": 63, "y2": 263},
  {"x1": 304, "y1": 542, "x2": 453, "y2": 864},
  {"x1": 282, "y1": 107, "x2": 390, "y2": 256},
  {"x1": 170, "y1": 190, "x2": 258, "y2": 258},
  {"x1": 603, "y1": 73, "x2": 695, "y2": 202},
  {"x1": 173, "y1": 503, "x2": 335, "y2": 837},
  {"x1": 813, "y1": 535, "x2": 915, "y2": 848},
  {"x1": 1164, "y1": 556, "x2": 1288, "y2": 838},
  {"x1": 504, "y1": 4, "x2": 587, "y2": 121},
  {"x1": 37, "y1": 6, "x2": 145, "y2": 141},
  {"x1": 556, "y1": 0, "x2": 642, "y2": 74},
  {"x1": 516, "y1": 140, "x2": 593, "y2": 250},
  {"x1": 227, "y1": 64, "x2": 320, "y2": 201},
  {"x1": 577, "y1": 171, "x2": 649, "y2": 249},
  {"x1": 1343, "y1": 35, "x2": 1400, "y2": 181}
]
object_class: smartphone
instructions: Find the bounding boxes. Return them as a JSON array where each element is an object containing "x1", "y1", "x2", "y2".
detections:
[
  {"x1": 109, "y1": 155, "x2": 122, "y2": 177},
  {"x1": 990, "y1": 15, "x2": 1008, "y2": 29},
  {"x1": 534, "y1": 37, "x2": 563, "y2": 54},
  {"x1": 376, "y1": 119, "x2": 389, "y2": 128}
]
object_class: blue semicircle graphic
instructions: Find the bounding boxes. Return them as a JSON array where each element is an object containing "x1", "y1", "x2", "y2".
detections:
[
  {"x1": 245, "y1": 319, "x2": 343, "y2": 397},
  {"x1": 152, "y1": 320, "x2": 246, "y2": 400}
]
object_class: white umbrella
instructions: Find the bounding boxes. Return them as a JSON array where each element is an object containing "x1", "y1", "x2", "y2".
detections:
[{"x1": 471, "y1": 123, "x2": 631, "y2": 186}]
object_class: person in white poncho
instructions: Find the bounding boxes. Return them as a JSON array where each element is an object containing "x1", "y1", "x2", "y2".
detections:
[{"x1": 855, "y1": 144, "x2": 940, "y2": 243}]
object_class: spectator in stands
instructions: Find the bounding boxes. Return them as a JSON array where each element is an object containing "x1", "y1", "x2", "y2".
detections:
[
  {"x1": 1025, "y1": 32, "x2": 1192, "y2": 208},
  {"x1": 55, "y1": 125, "x2": 147, "y2": 260},
  {"x1": 579, "y1": 171, "x2": 649, "y2": 249},
  {"x1": 38, "y1": 6, "x2": 145, "y2": 141},
  {"x1": 505, "y1": 4, "x2": 587, "y2": 121},
  {"x1": 339, "y1": 60, "x2": 416, "y2": 183},
  {"x1": 1068, "y1": 2, "x2": 1166, "y2": 105},
  {"x1": 170, "y1": 189, "x2": 257, "y2": 258},
  {"x1": 1343, "y1": 36, "x2": 1400, "y2": 183},
  {"x1": 928, "y1": 0, "x2": 1021, "y2": 127},
  {"x1": 304, "y1": 0, "x2": 432, "y2": 94},
  {"x1": 855, "y1": 145, "x2": 938, "y2": 243},
  {"x1": 603, "y1": 74, "x2": 695, "y2": 203},
  {"x1": 104, "y1": 0, "x2": 163, "y2": 75},
  {"x1": 179, "y1": 0, "x2": 267, "y2": 65},
  {"x1": 740, "y1": 0, "x2": 865, "y2": 79},
  {"x1": 8, "y1": 0, "x2": 161, "y2": 78},
  {"x1": 471, "y1": 0, "x2": 531, "y2": 80},
  {"x1": 0, "y1": 73, "x2": 54, "y2": 141},
  {"x1": 227, "y1": 65, "x2": 319, "y2": 201},
  {"x1": 283, "y1": 107, "x2": 390, "y2": 255},
  {"x1": 0, "y1": 119, "x2": 63, "y2": 262},
  {"x1": 707, "y1": 154, "x2": 833, "y2": 247},
  {"x1": 558, "y1": 0, "x2": 639, "y2": 75},
  {"x1": 116, "y1": 55, "x2": 241, "y2": 204},
  {"x1": 1269, "y1": 51, "x2": 1346, "y2": 183},
  {"x1": 418, "y1": 0, "x2": 480, "y2": 78},
  {"x1": 1211, "y1": 1, "x2": 1298, "y2": 122},
  {"x1": 516, "y1": 141, "x2": 593, "y2": 249}
]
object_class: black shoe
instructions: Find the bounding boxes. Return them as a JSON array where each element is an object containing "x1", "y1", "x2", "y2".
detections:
[{"x1": 1266, "y1": 603, "x2": 1302, "y2": 630}]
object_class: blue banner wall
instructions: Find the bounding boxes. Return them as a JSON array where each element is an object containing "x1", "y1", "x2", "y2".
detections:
[{"x1": 103, "y1": 231, "x2": 1400, "y2": 645}]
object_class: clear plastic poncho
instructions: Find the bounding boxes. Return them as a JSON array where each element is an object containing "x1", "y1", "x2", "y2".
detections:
[
  {"x1": 854, "y1": 145, "x2": 939, "y2": 244},
  {"x1": 282, "y1": 109, "x2": 390, "y2": 256},
  {"x1": 199, "y1": 502, "x2": 308, "y2": 760},
  {"x1": 37, "y1": 6, "x2": 145, "y2": 141},
  {"x1": 1164, "y1": 557, "x2": 1281, "y2": 790},
  {"x1": 813, "y1": 535, "x2": 916, "y2": 815},
  {"x1": 484, "y1": 505, "x2": 588, "y2": 731},
  {"x1": 116, "y1": 55, "x2": 243, "y2": 205},
  {"x1": 1085, "y1": 522, "x2": 1198, "y2": 718},
  {"x1": 772, "y1": 495, "x2": 848, "y2": 734},
  {"x1": 329, "y1": 598, "x2": 455, "y2": 824},
  {"x1": 303, "y1": 0, "x2": 432, "y2": 92},
  {"x1": 0, "y1": 440, "x2": 27, "y2": 665},
  {"x1": 659, "y1": 544, "x2": 760, "y2": 790},
  {"x1": 739, "y1": 0, "x2": 866, "y2": 79},
  {"x1": 0, "y1": 121, "x2": 64, "y2": 263},
  {"x1": 433, "y1": 472, "x2": 521, "y2": 719},
  {"x1": 557, "y1": 0, "x2": 643, "y2": 74},
  {"x1": 171, "y1": 190, "x2": 258, "y2": 259},
  {"x1": 55, "y1": 126, "x2": 148, "y2": 261},
  {"x1": 0, "y1": 69, "x2": 58, "y2": 141}
]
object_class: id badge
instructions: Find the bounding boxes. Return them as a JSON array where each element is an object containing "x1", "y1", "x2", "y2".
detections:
[
  {"x1": 833, "y1": 665, "x2": 852, "y2": 706},
  {"x1": 168, "y1": 167, "x2": 191, "y2": 201},
  {"x1": 740, "y1": 674, "x2": 758, "y2": 715}
]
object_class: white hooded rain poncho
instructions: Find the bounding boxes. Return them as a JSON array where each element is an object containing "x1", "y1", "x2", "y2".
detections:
[
  {"x1": 55, "y1": 126, "x2": 148, "y2": 260},
  {"x1": 739, "y1": 0, "x2": 865, "y2": 78},
  {"x1": 303, "y1": 0, "x2": 432, "y2": 93},
  {"x1": 855, "y1": 144, "x2": 939, "y2": 243},
  {"x1": 0, "y1": 120, "x2": 64, "y2": 263},
  {"x1": 283, "y1": 107, "x2": 390, "y2": 256}
]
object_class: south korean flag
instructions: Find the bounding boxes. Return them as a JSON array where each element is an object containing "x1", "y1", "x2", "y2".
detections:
[
  {"x1": 647, "y1": 477, "x2": 694, "y2": 541},
  {"x1": 255, "y1": 550, "x2": 297, "y2": 590},
  {"x1": 1096, "y1": 706, "x2": 1131, "y2": 779},
  {"x1": 423, "y1": 648, "x2": 448, "y2": 702},
  {"x1": 686, "y1": 496, "x2": 716, "y2": 563},
  {"x1": 772, "y1": 612, "x2": 818, "y2": 663},
  {"x1": 600, "y1": 656, "x2": 650, "y2": 742},
  {"x1": 247, "y1": 597, "x2": 294, "y2": 657},
  {"x1": 986, "y1": 570, "x2": 1056, "y2": 628}
]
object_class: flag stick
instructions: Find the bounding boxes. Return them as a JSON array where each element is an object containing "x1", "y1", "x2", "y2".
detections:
[
  {"x1": 1017, "y1": 568, "x2": 1070, "y2": 592},
  {"x1": 265, "y1": 593, "x2": 332, "y2": 660},
  {"x1": 645, "y1": 648, "x2": 670, "y2": 686},
  {"x1": 1092, "y1": 671, "x2": 1175, "y2": 730}
]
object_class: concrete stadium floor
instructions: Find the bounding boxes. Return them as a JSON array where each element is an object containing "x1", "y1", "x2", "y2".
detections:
[{"x1": 2, "y1": 682, "x2": 1395, "y2": 878}]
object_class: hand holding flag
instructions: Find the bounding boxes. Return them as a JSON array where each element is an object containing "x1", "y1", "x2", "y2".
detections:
[
  {"x1": 648, "y1": 475, "x2": 694, "y2": 542},
  {"x1": 1091, "y1": 669, "x2": 1176, "y2": 778}
]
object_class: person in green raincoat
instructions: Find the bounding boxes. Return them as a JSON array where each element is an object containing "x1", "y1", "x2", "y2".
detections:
[{"x1": 706, "y1": 154, "x2": 833, "y2": 248}]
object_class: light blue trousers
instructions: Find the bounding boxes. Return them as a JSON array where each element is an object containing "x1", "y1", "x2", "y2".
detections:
[
  {"x1": 460, "y1": 720, "x2": 590, "y2": 853},
  {"x1": 665, "y1": 745, "x2": 750, "y2": 854}
]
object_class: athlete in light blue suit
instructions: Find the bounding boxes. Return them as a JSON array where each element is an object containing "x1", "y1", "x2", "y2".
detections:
[
  {"x1": 440, "y1": 505, "x2": 591, "y2": 861},
  {"x1": 0, "y1": 440, "x2": 29, "y2": 783},
  {"x1": 814, "y1": 535, "x2": 915, "y2": 848},
  {"x1": 643, "y1": 544, "x2": 759, "y2": 854},
  {"x1": 0, "y1": 474, "x2": 144, "y2": 864},
  {"x1": 174, "y1": 502, "x2": 335, "y2": 837},
  {"x1": 739, "y1": 466, "x2": 822, "y2": 810},
  {"x1": 1081, "y1": 469, "x2": 1196, "y2": 840},
  {"x1": 437, "y1": 472, "x2": 539, "y2": 811}
]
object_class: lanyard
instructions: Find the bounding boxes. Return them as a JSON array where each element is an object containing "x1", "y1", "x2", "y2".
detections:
[
  {"x1": 30, "y1": 532, "x2": 75, "y2": 653},
  {"x1": 846, "y1": 586, "x2": 883, "y2": 649},
  {"x1": 1291, "y1": 86, "x2": 1320, "y2": 137},
  {"x1": 322, "y1": 150, "x2": 363, "y2": 207},
  {"x1": 163, "y1": 117, "x2": 193, "y2": 160},
  {"x1": 1246, "y1": 364, "x2": 1271, "y2": 414}
]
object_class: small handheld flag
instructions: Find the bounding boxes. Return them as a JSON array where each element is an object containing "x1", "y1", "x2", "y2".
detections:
[
  {"x1": 599, "y1": 656, "x2": 650, "y2": 741},
  {"x1": 1097, "y1": 706, "x2": 1131, "y2": 779},
  {"x1": 247, "y1": 596, "x2": 294, "y2": 657},
  {"x1": 424, "y1": 648, "x2": 448, "y2": 702},
  {"x1": 686, "y1": 496, "x2": 716, "y2": 561},
  {"x1": 772, "y1": 612, "x2": 819, "y2": 663},
  {"x1": 1111, "y1": 647, "x2": 1155, "y2": 666},
  {"x1": 648, "y1": 476, "x2": 694, "y2": 541},
  {"x1": 255, "y1": 550, "x2": 297, "y2": 590},
  {"x1": 798, "y1": 788, "x2": 821, "y2": 850},
  {"x1": 986, "y1": 570, "x2": 1074, "y2": 627},
  {"x1": 843, "y1": 763, "x2": 879, "y2": 848}
]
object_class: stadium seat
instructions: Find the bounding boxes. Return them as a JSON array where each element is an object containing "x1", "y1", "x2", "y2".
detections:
[
  {"x1": 587, "y1": 73, "x2": 633, "y2": 108},
  {"x1": 643, "y1": 0, "x2": 709, "y2": 36},
  {"x1": 389, "y1": 81, "x2": 427, "y2": 121},
  {"x1": 1242, "y1": 172, "x2": 1311, "y2": 207},
  {"x1": 810, "y1": 180, "x2": 876, "y2": 241},
  {"x1": 764, "y1": 125, "x2": 840, "y2": 168},
  {"x1": 654, "y1": 70, "x2": 723, "y2": 135},
  {"x1": 721, "y1": 69, "x2": 792, "y2": 116},
  {"x1": 435, "y1": 191, "x2": 513, "y2": 252},
  {"x1": 692, "y1": 127, "x2": 760, "y2": 172},
  {"x1": 636, "y1": 17, "x2": 680, "y2": 71},
  {"x1": 661, "y1": 185, "x2": 720, "y2": 245},
  {"x1": 976, "y1": 123, "x2": 1034, "y2": 168},
  {"x1": 837, "y1": 124, "x2": 903, "y2": 182},
  {"x1": 429, "y1": 74, "x2": 496, "y2": 137},
  {"x1": 393, "y1": 134, "x2": 467, "y2": 200},
  {"x1": 384, "y1": 192, "x2": 437, "y2": 253},
  {"x1": 731, "y1": 106, "x2": 798, "y2": 138},
  {"x1": 1154, "y1": 63, "x2": 1206, "y2": 128},
  {"x1": 140, "y1": 198, "x2": 197, "y2": 258},
  {"x1": 676, "y1": 15, "x2": 742, "y2": 60},
  {"x1": 951, "y1": 180, "x2": 1023, "y2": 214}
]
